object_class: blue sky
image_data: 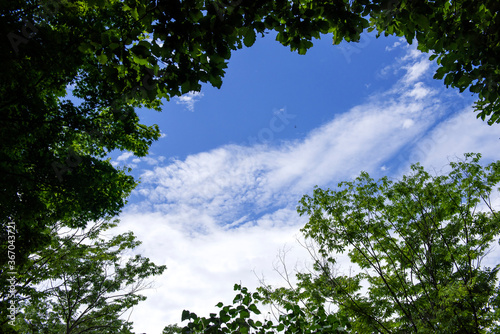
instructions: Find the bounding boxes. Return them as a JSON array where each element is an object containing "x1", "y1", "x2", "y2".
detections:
[
  {"x1": 108, "y1": 32, "x2": 499, "y2": 333},
  {"x1": 133, "y1": 32, "x2": 407, "y2": 159}
]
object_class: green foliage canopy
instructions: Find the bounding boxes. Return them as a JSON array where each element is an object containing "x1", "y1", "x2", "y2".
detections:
[
  {"x1": 181, "y1": 284, "x2": 347, "y2": 334},
  {"x1": 2, "y1": 0, "x2": 500, "y2": 329},
  {"x1": 13, "y1": 218, "x2": 166, "y2": 333},
  {"x1": 2, "y1": 0, "x2": 499, "y2": 273},
  {"x1": 273, "y1": 153, "x2": 500, "y2": 333},
  {"x1": 163, "y1": 323, "x2": 183, "y2": 334}
]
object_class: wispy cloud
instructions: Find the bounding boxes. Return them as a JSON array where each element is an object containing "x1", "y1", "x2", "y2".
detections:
[
  {"x1": 116, "y1": 151, "x2": 134, "y2": 162},
  {"x1": 175, "y1": 91, "x2": 204, "y2": 112},
  {"x1": 406, "y1": 107, "x2": 500, "y2": 170},
  {"x1": 134, "y1": 51, "x2": 444, "y2": 224},
  {"x1": 379, "y1": 44, "x2": 432, "y2": 83},
  {"x1": 112, "y1": 152, "x2": 166, "y2": 169},
  {"x1": 402, "y1": 58, "x2": 431, "y2": 85},
  {"x1": 385, "y1": 39, "x2": 403, "y2": 52}
]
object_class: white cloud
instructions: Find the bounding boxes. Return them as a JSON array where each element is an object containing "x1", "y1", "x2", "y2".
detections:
[
  {"x1": 404, "y1": 82, "x2": 433, "y2": 100},
  {"x1": 379, "y1": 44, "x2": 432, "y2": 85},
  {"x1": 134, "y1": 96, "x2": 437, "y2": 228},
  {"x1": 402, "y1": 58, "x2": 431, "y2": 85},
  {"x1": 112, "y1": 152, "x2": 167, "y2": 170},
  {"x1": 403, "y1": 106, "x2": 500, "y2": 170},
  {"x1": 385, "y1": 38, "x2": 405, "y2": 51},
  {"x1": 136, "y1": 60, "x2": 446, "y2": 223},
  {"x1": 117, "y1": 151, "x2": 134, "y2": 162},
  {"x1": 402, "y1": 119, "x2": 415, "y2": 129},
  {"x1": 114, "y1": 47, "x2": 499, "y2": 334},
  {"x1": 175, "y1": 91, "x2": 204, "y2": 112},
  {"x1": 116, "y1": 209, "x2": 309, "y2": 332}
]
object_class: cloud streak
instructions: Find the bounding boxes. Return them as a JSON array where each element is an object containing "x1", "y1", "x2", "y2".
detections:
[
  {"x1": 174, "y1": 91, "x2": 204, "y2": 112},
  {"x1": 133, "y1": 48, "x2": 444, "y2": 226}
]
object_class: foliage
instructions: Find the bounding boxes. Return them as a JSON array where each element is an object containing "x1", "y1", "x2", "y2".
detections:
[
  {"x1": 181, "y1": 284, "x2": 348, "y2": 334},
  {"x1": 1, "y1": 0, "x2": 158, "y2": 276},
  {"x1": 9, "y1": 218, "x2": 166, "y2": 333},
  {"x1": 2, "y1": 0, "x2": 500, "y2": 300},
  {"x1": 163, "y1": 323, "x2": 183, "y2": 334},
  {"x1": 2, "y1": 0, "x2": 500, "y2": 328},
  {"x1": 263, "y1": 153, "x2": 500, "y2": 333}
]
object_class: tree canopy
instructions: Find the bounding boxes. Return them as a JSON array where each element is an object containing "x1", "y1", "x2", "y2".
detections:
[
  {"x1": 289, "y1": 153, "x2": 500, "y2": 333},
  {"x1": 182, "y1": 154, "x2": 500, "y2": 333},
  {"x1": 10, "y1": 217, "x2": 166, "y2": 333},
  {"x1": 163, "y1": 323, "x2": 183, "y2": 334},
  {"x1": 2, "y1": 0, "x2": 499, "y2": 270},
  {"x1": 2, "y1": 0, "x2": 500, "y2": 331}
]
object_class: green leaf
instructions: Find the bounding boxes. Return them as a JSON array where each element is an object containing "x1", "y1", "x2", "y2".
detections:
[
  {"x1": 77, "y1": 42, "x2": 91, "y2": 53},
  {"x1": 248, "y1": 303, "x2": 260, "y2": 314},
  {"x1": 132, "y1": 55, "x2": 149, "y2": 66},
  {"x1": 181, "y1": 310, "x2": 191, "y2": 321},
  {"x1": 243, "y1": 28, "x2": 256, "y2": 48},
  {"x1": 15, "y1": 219, "x2": 166, "y2": 332},
  {"x1": 180, "y1": 82, "x2": 191, "y2": 95},
  {"x1": 209, "y1": 75, "x2": 223, "y2": 88},
  {"x1": 97, "y1": 53, "x2": 108, "y2": 64}
]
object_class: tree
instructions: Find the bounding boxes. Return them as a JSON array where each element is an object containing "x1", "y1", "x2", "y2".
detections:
[
  {"x1": 11, "y1": 217, "x2": 166, "y2": 333},
  {"x1": 261, "y1": 153, "x2": 500, "y2": 333},
  {"x1": 1, "y1": 0, "x2": 160, "y2": 276},
  {"x1": 163, "y1": 323, "x2": 183, "y2": 334},
  {"x1": 183, "y1": 154, "x2": 500, "y2": 333},
  {"x1": 180, "y1": 284, "x2": 348, "y2": 334}
]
